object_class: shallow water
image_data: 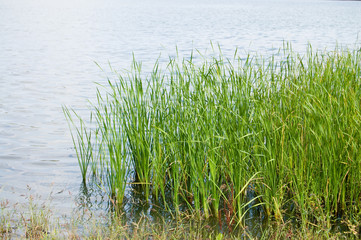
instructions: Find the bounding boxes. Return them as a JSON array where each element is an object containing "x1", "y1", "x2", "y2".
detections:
[{"x1": 1, "y1": 0, "x2": 361, "y2": 214}]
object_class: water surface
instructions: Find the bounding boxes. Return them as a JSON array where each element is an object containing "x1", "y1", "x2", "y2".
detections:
[{"x1": 1, "y1": 0, "x2": 361, "y2": 213}]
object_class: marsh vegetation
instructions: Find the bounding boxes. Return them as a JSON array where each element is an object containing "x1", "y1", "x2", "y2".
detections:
[{"x1": 63, "y1": 44, "x2": 361, "y2": 237}]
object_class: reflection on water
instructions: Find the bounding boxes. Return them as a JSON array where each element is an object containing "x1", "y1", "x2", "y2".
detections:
[
  {"x1": 0, "y1": 0, "x2": 361, "y2": 217},
  {"x1": 75, "y1": 177, "x2": 270, "y2": 236}
]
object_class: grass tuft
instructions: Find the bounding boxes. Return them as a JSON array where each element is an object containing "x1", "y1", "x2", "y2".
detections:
[{"x1": 64, "y1": 43, "x2": 361, "y2": 230}]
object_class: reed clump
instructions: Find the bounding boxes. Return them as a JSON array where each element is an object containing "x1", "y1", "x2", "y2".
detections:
[{"x1": 64, "y1": 44, "x2": 361, "y2": 228}]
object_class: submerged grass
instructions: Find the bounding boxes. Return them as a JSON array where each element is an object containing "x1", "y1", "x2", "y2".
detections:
[
  {"x1": 1, "y1": 185, "x2": 359, "y2": 239},
  {"x1": 64, "y1": 44, "x2": 361, "y2": 231}
]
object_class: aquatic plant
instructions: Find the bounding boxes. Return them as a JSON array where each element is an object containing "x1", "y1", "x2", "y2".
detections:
[{"x1": 64, "y1": 44, "x2": 361, "y2": 227}]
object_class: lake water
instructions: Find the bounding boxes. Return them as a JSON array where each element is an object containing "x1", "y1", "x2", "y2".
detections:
[{"x1": 1, "y1": 0, "x2": 361, "y2": 214}]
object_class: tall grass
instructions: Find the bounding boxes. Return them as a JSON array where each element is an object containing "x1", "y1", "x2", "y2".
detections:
[{"x1": 64, "y1": 44, "x2": 361, "y2": 227}]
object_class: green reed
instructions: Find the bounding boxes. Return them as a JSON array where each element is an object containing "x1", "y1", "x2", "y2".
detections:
[{"x1": 65, "y1": 44, "x2": 361, "y2": 227}]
